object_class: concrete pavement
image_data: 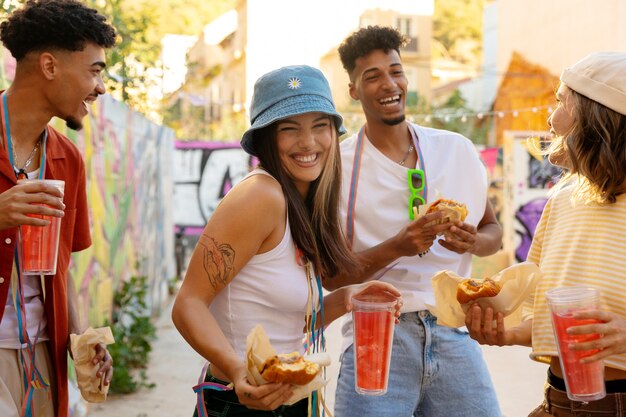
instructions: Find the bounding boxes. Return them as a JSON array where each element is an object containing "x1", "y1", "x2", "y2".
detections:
[{"x1": 87, "y1": 300, "x2": 547, "y2": 417}]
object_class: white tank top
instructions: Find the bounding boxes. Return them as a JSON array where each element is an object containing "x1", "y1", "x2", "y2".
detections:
[{"x1": 209, "y1": 170, "x2": 314, "y2": 359}]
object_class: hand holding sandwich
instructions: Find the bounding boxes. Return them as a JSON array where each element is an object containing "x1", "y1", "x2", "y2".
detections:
[
  {"x1": 464, "y1": 303, "x2": 532, "y2": 347},
  {"x1": 392, "y1": 211, "x2": 450, "y2": 258},
  {"x1": 434, "y1": 198, "x2": 502, "y2": 257},
  {"x1": 438, "y1": 221, "x2": 480, "y2": 254},
  {"x1": 233, "y1": 370, "x2": 294, "y2": 411}
]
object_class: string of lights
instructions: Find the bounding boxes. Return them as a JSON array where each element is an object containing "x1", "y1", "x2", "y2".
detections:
[
  {"x1": 413, "y1": 104, "x2": 553, "y2": 123},
  {"x1": 342, "y1": 104, "x2": 554, "y2": 124}
]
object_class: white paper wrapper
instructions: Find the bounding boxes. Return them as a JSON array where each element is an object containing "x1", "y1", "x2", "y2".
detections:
[
  {"x1": 427, "y1": 262, "x2": 542, "y2": 328},
  {"x1": 245, "y1": 325, "x2": 330, "y2": 406},
  {"x1": 69, "y1": 327, "x2": 115, "y2": 403}
]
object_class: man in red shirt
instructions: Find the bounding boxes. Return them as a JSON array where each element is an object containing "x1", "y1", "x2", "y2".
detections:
[{"x1": 0, "y1": 1, "x2": 116, "y2": 416}]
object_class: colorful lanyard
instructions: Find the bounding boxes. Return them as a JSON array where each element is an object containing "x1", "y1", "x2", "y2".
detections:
[
  {"x1": 192, "y1": 361, "x2": 233, "y2": 417},
  {"x1": 346, "y1": 124, "x2": 427, "y2": 246},
  {"x1": 10, "y1": 260, "x2": 50, "y2": 417},
  {"x1": 1, "y1": 92, "x2": 48, "y2": 180},
  {"x1": 1, "y1": 91, "x2": 50, "y2": 417}
]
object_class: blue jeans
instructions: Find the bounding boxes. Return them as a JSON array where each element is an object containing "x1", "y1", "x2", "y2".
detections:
[{"x1": 334, "y1": 311, "x2": 502, "y2": 417}]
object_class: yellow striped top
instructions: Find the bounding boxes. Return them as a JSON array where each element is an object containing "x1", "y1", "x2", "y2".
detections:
[{"x1": 522, "y1": 185, "x2": 626, "y2": 371}]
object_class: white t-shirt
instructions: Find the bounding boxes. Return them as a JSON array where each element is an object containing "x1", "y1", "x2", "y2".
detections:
[
  {"x1": 209, "y1": 170, "x2": 319, "y2": 359},
  {"x1": 339, "y1": 123, "x2": 487, "y2": 346}
]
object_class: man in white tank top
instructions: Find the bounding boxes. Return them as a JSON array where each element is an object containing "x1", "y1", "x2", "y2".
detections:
[{"x1": 326, "y1": 26, "x2": 504, "y2": 417}]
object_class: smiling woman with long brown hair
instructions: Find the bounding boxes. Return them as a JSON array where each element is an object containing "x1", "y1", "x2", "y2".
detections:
[{"x1": 172, "y1": 65, "x2": 402, "y2": 417}]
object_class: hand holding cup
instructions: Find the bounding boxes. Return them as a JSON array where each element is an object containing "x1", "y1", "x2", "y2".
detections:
[{"x1": 0, "y1": 179, "x2": 65, "y2": 229}]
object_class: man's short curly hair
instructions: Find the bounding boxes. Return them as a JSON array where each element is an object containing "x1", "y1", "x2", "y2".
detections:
[
  {"x1": 0, "y1": 0, "x2": 116, "y2": 61},
  {"x1": 338, "y1": 26, "x2": 407, "y2": 77}
]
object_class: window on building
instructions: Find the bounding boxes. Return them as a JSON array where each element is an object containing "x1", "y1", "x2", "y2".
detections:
[
  {"x1": 360, "y1": 16, "x2": 373, "y2": 28},
  {"x1": 397, "y1": 17, "x2": 418, "y2": 52},
  {"x1": 396, "y1": 17, "x2": 412, "y2": 37}
]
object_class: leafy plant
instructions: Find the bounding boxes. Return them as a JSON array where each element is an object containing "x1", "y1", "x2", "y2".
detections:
[{"x1": 105, "y1": 273, "x2": 157, "y2": 394}]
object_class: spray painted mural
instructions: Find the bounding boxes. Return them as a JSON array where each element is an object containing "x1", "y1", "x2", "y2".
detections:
[
  {"x1": 503, "y1": 131, "x2": 562, "y2": 263},
  {"x1": 0, "y1": 48, "x2": 176, "y2": 326},
  {"x1": 173, "y1": 141, "x2": 254, "y2": 234}
]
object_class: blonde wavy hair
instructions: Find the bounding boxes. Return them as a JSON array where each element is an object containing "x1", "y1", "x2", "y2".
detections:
[{"x1": 547, "y1": 85, "x2": 626, "y2": 204}]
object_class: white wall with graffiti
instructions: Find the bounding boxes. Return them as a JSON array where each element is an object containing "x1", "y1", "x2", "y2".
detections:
[
  {"x1": 173, "y1": 142, "x2": 254, "y2": 234},
  {"x1": 503, "y1": 130, "x2": 563, "y2": 264},
  {"x1": 172, "y1": 142, "x2": 255, "y2": 278}
]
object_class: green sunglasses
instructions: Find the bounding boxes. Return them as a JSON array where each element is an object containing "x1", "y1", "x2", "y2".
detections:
[{"x1": 408, "y1": 168, "x2": 425, "y2": 220}]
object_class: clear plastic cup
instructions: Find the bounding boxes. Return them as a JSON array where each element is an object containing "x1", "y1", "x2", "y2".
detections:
[
  {"x1": 352, "y1": 293, "x2": 396, "y2": 396},
  {"x1": 18, "y1": 179, "x2": 65, "y2": 275},
  {"x1": 545, "y1": 286, "x2": 605, "y2": 402}
]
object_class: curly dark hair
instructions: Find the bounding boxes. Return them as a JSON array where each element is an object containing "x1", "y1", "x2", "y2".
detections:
[
  {"x1": 338, "y1": 25, "x2": 407, "y2": 77},
  {"x1": 0, "y1": 0, "x2": 116, "y2": 61}
]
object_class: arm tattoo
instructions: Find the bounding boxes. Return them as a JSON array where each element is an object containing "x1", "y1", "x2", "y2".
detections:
[{"x1": 198, "y1": 236, "x2": 235, "y2": 288}]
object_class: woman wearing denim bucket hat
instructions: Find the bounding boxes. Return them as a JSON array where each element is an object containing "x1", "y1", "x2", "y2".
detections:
[
  {"x1": 173, "y1": 65, "x2": 402, "y2": 416},
  {"x1": 466, "y1": 52, "x2": 626, "y2": 416}
]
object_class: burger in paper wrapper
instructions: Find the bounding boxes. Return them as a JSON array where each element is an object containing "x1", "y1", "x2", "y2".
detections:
[
  {"x1": 427, "y1": 262, "x2": 542, "y2": 328},
  {"x1": 69, "y1": 327, "x2": 115, "y2": 403},
  {"x1": 260, "y1": 351, "x2": 320, "y2": 385},
  {"x1": 245, "y1": 325, "x2": 330, "y2": 405},
  {"x1": 456, "y1": 278, "x2": 501, "y2": 305},
  {"x1": 425, "y1": 198, "x2": 468, "y2": 224},
  {"x1": 418, "y1": 198, "x2": 469, "y2": 238}
]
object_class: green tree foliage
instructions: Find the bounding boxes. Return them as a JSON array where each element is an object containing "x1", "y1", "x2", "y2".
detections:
[
  {"x1": 84, "y1": 0, "x2": 236, "y2": 118},
  {"x1": 0, "y1": 0, "x2": 20, "y2": 15},
  {"x1": 151, "y1": 0, "x2": 237, "y2": 36},
  {"x1": 428, "y1": 89, "x2": 489, "y2": 145},
  {"x1": 86, "y1": 0, "x2": 157, "y2": 115},
  {"x1": 433, "y1": 0, "x2": 485, "y2": 63}
]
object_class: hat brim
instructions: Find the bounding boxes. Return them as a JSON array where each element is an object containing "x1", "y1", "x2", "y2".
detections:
[{"x1": 240, "y1": 94, "x2": 346, "y2": 156}]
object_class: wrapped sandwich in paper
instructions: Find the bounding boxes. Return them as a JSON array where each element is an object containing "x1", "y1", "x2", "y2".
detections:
[
  {"x1": 427, "y1": 262, "x2": 542, "y2": 328},
  {"x1": 416, "y1": 198, "x2": 468, "y2": 238},
  {"x1": 245, "y1": 325, "x2": 330, "y2": 406},
  {"x1": 69, "y1": 326, "x2": 115, "y2": 402}
]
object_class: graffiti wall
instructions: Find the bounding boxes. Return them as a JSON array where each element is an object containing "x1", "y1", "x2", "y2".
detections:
[
  {"x1": 503, "y1": 131, "x2": 562, "y2": 263},
  {"x1": 173, "y1": 141, "x2": 254, "y2": 234},
  {"x1": 0, "y1": 48, "x2": 176, "y2": 325},
  {"x1": 75, "y1": 96, "x2": 176, "y2": 322}
]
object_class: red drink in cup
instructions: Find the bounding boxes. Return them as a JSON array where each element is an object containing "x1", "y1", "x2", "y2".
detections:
[
  {"x1": 546, "y1": 286, "x2": 605, "y2": 402},
  {"x1": 551, "y1": 312, "x2": 604, "y2": 398},
  {"x1": 352, "y1": 293, "x2": 396, "y2": 395},
  {"x1": 18, "y1": 179, "x2": 65, "y2": 275}
]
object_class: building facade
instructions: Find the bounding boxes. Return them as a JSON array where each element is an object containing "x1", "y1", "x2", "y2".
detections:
[{"x1": 169, "y1": 0, "x2": 434, "y2": 140}]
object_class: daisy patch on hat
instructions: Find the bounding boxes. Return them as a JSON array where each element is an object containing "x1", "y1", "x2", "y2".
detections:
[{"x1": 287, "y1": 77, "x2": 301, "y2": 90}]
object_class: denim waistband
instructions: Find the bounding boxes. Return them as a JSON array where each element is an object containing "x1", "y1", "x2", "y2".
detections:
[{"x1": 399, "y1": 310, "x2": 435, "y2": 323}]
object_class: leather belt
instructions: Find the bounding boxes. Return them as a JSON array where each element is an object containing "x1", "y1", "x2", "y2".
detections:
[{"x1": 544, "y1": 384, "x2": 626, "y2": 416}]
